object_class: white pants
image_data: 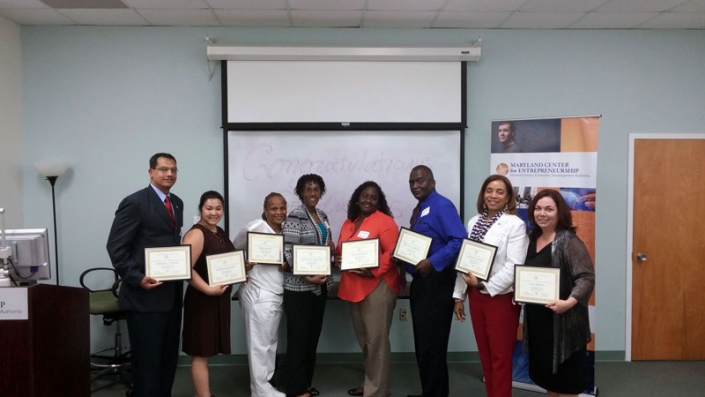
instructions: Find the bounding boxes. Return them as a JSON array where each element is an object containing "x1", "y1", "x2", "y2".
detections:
[{"x1": 239, "y1": 284, "x2": 284, "y2": 397}]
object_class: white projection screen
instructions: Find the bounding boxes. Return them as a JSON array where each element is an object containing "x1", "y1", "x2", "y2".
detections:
[
  {"x1": 222, "y1": 56, "x2": 466, "y2": 239},
  {"x1": 226, "y1": 130, "x2": 462, "y2": 241},
  {"x1": 226, "y1": 61, "x2": 462, "y2": 123}
]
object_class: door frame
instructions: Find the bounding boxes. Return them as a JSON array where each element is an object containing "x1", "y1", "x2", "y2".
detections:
[{"x1": 626, "y1": 133, "x2": 705, "y2": 361}]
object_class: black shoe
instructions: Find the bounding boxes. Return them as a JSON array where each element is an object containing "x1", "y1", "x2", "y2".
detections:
[
  {"x1": 308, "y1": 387, "x2": 320, "y2": 396},
  {"x1": 347, "y1": 387, "x2": 363, "y2": 396}
]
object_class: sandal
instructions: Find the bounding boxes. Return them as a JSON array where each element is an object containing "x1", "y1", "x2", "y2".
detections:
[{"x1": 347, "y1": 387, "x2": 364, "y2": 396}]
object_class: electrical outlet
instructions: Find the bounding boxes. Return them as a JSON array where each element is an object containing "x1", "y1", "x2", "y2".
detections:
[{"x1": 399, "y1": 307, "x2": 408, "y2": 321}]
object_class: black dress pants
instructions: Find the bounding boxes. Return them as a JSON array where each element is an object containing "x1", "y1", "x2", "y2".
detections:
[
  {"x1": 125, "y1": 302, "x2": 182, "y2": 397},
  {"x1": 409, "y1": 267, "x2": 456, "y2": 397},
  {"x1": 283, "y1": 287, "x2": 327, "y2": 396}
]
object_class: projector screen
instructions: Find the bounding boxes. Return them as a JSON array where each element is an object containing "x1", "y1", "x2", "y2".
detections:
[
  {"x1": 226, "y1": 130, "x2": 462, "y2": 241},
  {"x1": 226, "y1": 61, "x2": 462, "y2": 123}
]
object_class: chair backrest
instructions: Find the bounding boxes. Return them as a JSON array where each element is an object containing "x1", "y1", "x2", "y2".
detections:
[{"x1": 79, "y1": 267, "x2": 123, "y2": 318}]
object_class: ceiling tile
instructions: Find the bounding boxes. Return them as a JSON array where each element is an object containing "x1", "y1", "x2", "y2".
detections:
[
  {"x1": 291, "y1": 10, "x2": 362, "y2": 26},
  {"x1": 122, "y1": 0, "x2": 208, "y2": 9},
  {"x1": 569, "y1": 11, "x2": 658, "y2": 28},
  {"x1": 0, "y1": 0, "x2": 48, "y2": 8},
  {"x1": 444, "y1": 0, "x2": 525, "y2": 12},
  {"x1": 520, "y1": 0, "x2": 609, "y2": 12},
  {"x1": 42, "y1": 0, "x2": 127, "y2": 8},
  {"x1": 206, "y1": 0, "x2": 286, "y2": 9},
  {"x1": 58, "y1": 8, "x2": 146, "y2": 24},
  {"x1": 214, "y1": 9, "x2": 289, "y2": 26},
  {"x1": 367, "y1": 0, "x2": 446, "y2": 12},
  {"x1": 138, "y1": 8, "x2": 218, "y2": 25},
  {"x1": 596, "y1": 0, "x2": 690, "y2": 12},
  {"x1": 433, "y1": 11, "x2": 510, "y2": 28},
  {"x1": 638, "y1": 11, "x2": 705, "y2": 28},
  {"x1": 671, "y1": 0, "x2": 705, "y2": 12},
  {"x1": 501, "y1": 11, "x2": 585, "y2": 28},
  {"x1": 362, "y1": 10, "x2": 435, "y2": 28},
  {"x1": 0, "y1": 8, "x2": 74, "y2": 24},
  {"x1": 288, "y1": 0, "x2": 365, "y2": 11}
]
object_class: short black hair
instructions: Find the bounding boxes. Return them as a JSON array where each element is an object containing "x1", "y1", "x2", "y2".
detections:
[
  {"x1": 411, "y1": 165, "x2": 435, "y2": 181},
  {"x1": 346, "y1": 181, "x2": 392, "y2": 221},
  {"x1": 149, "y1": 152, "x2": 176, "y2": 169},
  {"x1": 294, "y1": 174, "x2": 326, "y2": 201},
  {"x1": 198, "y1": 190, "x2": 224, "y2": 211}
]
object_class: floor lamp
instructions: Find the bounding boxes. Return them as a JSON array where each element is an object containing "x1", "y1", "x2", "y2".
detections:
[{"x1": 34, "y1": 162, "x2": 69, "y2": 286}]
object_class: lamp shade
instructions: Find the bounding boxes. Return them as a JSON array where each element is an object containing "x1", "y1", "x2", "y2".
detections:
[{"x1": 34, "y1": 162, "x2": 69, "y2": 178}]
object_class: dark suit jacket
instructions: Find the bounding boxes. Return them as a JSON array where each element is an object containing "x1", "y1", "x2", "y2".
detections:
[{"x1": 106, "y1": 186, "x2": 184, "y2": 312}]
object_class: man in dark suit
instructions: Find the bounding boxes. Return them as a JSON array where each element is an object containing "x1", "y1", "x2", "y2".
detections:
[{"x1": 107, "y1": 152, "x2": 184, "y2": 397}]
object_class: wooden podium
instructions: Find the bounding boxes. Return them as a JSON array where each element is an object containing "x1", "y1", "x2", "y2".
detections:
[{"x1": 0, "y1": 284, "x2": 90, "y2": 397}]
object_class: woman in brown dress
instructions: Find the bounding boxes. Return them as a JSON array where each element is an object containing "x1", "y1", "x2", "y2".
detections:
[{"x1": 182, "y1": 191, "x2": 234, "y2": 397}]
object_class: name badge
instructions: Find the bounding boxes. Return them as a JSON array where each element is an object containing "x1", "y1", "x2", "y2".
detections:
[
  {"x1": 357, "y1": 231, "x2": 370, "y2": 239},
  {"x1": 420, "y1": 207, "x2": 430, "y2": 217}
]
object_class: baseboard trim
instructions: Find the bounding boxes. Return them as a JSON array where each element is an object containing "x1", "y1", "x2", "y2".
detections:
[{"x1": 178, "y1": 351, "x2": 625, "y2": 366}]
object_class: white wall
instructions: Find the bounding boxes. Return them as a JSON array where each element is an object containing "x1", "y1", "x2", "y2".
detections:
[
  {"x1": 19, "y1": 27, "x2": 705, "y2": 355},
  {"x1": 0, "y1": 16, "x2": 22, "y2": 228}
]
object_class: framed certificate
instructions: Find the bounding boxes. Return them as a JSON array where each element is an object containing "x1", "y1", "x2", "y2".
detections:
[
  {"x1": 293, "y1": 245, "x2": 331, "y2": 275},
  {"x1": 247, "y1": 232, "x2": 284, "y2": 265},
  {"x1": 206, "y1": 250, "x2": 247, "y2": 287},
  {"x1": 454, "y1": 239, "x2": 498, "y2": 281},
  {"x1": 341, "y1": 238, "x2": 379, "y2": 270},
  {"x1": 514, "y1": 266, "x2": 561, "y2": 305},
  {"x1": 392, "y1": 227, "x2": 432, "y2": 266},
  {"x1": 145, "y1": 245, "x2": 192, "y2": 281}
]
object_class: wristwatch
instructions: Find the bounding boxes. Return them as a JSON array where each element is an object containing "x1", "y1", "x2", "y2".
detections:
[{"x1": 476, "y1": 280, "x2": 485, "y2": 291}]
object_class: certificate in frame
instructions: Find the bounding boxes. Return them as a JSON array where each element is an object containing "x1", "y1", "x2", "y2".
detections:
[
  {"x1": 392, "y1": 227, "x2": 432, "y2": 266},
  {"x1": 341, "y1": 238, "x2": 379, "y2": 270},
  {"x1": 514, "y1": 266, "x2": 561, "y2": 305},
  {"x1": 454, "y1": 239, "x2": 498, "y2": 281},
  {"x1": 293, "y1": 245, "x2": 331, "y2": 275},
  {"x1": 247, "y1": 232, "x2": 284, "y2": 265},
  {"x1": 206, "y1": 250, "x2": 247, "y2": 287},
  {"x1": 145, "y1": 245, "x2": 192, "y2": 281}
]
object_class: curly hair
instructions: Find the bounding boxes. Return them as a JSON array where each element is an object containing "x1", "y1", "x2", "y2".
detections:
[
  {"x1": 294, "y1": 174, "x2": 326, "y2": 202},
  {"x1": 346, "y1": 181, "x2": 392, "y2": 221}
]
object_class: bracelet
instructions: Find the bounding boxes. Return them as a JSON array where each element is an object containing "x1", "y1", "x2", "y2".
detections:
[{"x1": 454, "y1": 299, "x2": 464, "y2": 303}]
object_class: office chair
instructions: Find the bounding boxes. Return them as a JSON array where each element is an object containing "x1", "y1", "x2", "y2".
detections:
[{"x1": 79, "y1": 267, "x2": 133, "y2": 393}]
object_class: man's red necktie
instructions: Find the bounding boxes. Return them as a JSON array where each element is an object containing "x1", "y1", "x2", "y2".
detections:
[{"x1": 164, "y1": 196, "x2": 175, "y2": 226}]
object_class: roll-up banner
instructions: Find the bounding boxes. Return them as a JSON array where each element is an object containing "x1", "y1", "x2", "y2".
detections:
[{"x1": 490, "y1": 116, "x2": 599, "y2": 396}]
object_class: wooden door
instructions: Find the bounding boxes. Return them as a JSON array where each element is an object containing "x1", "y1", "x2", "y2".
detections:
[{"x1": 632, "y1": 139, "x2": 705, "y2": 360}]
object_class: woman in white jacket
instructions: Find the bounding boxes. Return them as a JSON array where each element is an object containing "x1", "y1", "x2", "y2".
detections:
[
  {"x1": 233, "y1": 192, "x2": 288, "y2": 397},
  {"x1": 453, "y1": 175, "x2": 528, "y2": 397}
]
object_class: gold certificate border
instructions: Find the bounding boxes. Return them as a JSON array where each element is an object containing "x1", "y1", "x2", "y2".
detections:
[
  {"x1": 293, "y1": 245, "x2": 331, "y2": 275},
  {"x1": 392, "y1": 227, "x2": 432, "y2": 266},
  {"x1": 454, "y1": 239, "x2": 498, "y2": 281},
  {"x1": 340, "y1": 238, "x2": 380, "y2": 270},
  {"x1": 145, "y1": 245, "x2": 192, "y2": 281},
  {"x1": 514, "y1": 266, "x2": 561, "y2": 305},
  {"x1": 206, "y1": 250, "x2": 247, "y2": 287},
  {"x1": 247, "y1": 232, "x2": 284, "y2": 265}
]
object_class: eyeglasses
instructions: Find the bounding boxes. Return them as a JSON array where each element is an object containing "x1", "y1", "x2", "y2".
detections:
[{"x1": 154, "y1": 167, "x2": 178, "y2": 173}]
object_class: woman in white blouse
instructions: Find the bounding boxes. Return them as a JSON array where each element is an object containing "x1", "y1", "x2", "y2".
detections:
[
  {"x1": 453, "y1": 175, "x2": 528, "y2": 397},
  {"x1": 233, "y1": 192, "x2": 288, "y2": 397}
]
